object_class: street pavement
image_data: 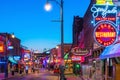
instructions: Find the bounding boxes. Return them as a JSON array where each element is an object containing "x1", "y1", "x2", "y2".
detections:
[{"x1": 0, "y1": 68, "x2": 83, "y2": 80}]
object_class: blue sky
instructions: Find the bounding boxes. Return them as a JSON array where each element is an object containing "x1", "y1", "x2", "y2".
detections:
[{"x1": 0, "y1": 0, "x2": 90, "y2": 52}]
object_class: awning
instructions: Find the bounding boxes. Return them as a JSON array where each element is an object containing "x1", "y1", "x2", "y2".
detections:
[
  {"x1": 99, "y1": 42, "x2": 120, "y2": 59},
  {"x1": 8, "y1": 56, "x2": 17, "y2": 64}
]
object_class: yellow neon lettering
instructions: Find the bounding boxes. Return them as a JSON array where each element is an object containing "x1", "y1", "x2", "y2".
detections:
[
  {"x1": 95, "y1": 32, "x2": 115, "y2": 37},
  {"x1": 96, "y1": 0, "x2": 113, "y2": 5}
]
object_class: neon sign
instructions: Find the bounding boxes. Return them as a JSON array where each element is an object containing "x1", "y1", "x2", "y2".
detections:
[
  {"x1": 91, "y1": 4, "x2": 117, "y2": 26},
  {"x1": 91, "y1": 5, "x2": 117, "y2": 18},
  {"x1": 71, "y1": 55, "x2": 84, "y2": 62},
  {"x1": 95, "y1": 17, "x2": 115, "y2": 21},
  {"x1": 94, "y1": 22, "x2": 117, "y2": 46},
  {"x1": 96, "y1": 32, "x2": 115, "y2": 37},
  {"x1": 71, "y1": 47, "x2": 89, "y2": 55},
  {"x1": 96, "y1": 0, "x2": 113, "y2": 5},
  {"x1": 0, "y1": 42, "x2": 4, "y2": 53}
]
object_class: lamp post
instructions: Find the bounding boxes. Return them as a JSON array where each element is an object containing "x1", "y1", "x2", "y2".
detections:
[
  {"x1": 44, "y1": 0, "x2": 64, "y2": 59},
  {"x1": 45, "y1": 1, "x2": 65, "y2": 80}
]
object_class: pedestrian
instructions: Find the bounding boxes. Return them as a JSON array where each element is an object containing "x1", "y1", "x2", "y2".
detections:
[
  {"x1": 25, "y1": 65, "x2": 29, "y2": 74},
  {"x1": 32, "y1": 66, "x2": 35, "y2": 73},
  {"x1": 11, "y1": 65, "x2": 15, "y2": 76},
  {"x1": 59, "y1": 64, "x2": 66, "y2": 80},
  {"x1": 21, "y1": 65, "x2": 24, "y2": 73},
  {"x1": 19, "y1": 66, "x2": 23, "y2": 74}
]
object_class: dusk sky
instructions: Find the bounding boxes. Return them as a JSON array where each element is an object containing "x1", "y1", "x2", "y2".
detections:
[{"x1": 0, "y1": 0, "x2": 90, "y2": 52}]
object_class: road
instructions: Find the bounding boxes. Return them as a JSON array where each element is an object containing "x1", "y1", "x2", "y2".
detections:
[
  {"x1": 7, "y1": 69, "x2": 59, "y2": 80},
  {"x1": 6, "y1": 68, "x2": 83, "y2": 80}
]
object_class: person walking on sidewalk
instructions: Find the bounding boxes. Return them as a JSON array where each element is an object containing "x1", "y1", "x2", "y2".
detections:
[
  {"x1": 19, "y1": 64, "x2": 24, "y2": 74},
  {"x1": 25, "y1": 65, "x2": 29, "y2": 74},
  {"x1": 59, "y1": 60, "x2": 66, "y2": 80},
  {"x1": 11, "y1": 65, "x2": 15, "y2": 76},
  {"x1": 32, "y1": 66, "x2": 35, "y2": 73}
]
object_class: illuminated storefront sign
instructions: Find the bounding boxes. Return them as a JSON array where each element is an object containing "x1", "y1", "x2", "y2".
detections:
[
  {"x1": 71, "y1": 55, "x2": 84, "y2": 62},
  {"x1": 71, "y1": 47, "x2": 89, "y2": 55},
  {"x1": 14, "y1": 56, "x2": 21, "y2": 61},
  {"x1": 8, "y1": 56, "x2": 17, "y2": 64},
  {"x1": 94, "y1": 22, "x2": 117, "y2": 46},
  {"x1": 0, "y1": 41, "x2": 4, "y2": 53},
  {"x1": 24, "y1": 53, "x2": 30, "y2": 61},
  {"x1": 24, "y1": 50, "x2": 31, "y2": 53},
  {"x1": 95, "y1": 17, "x2": 115, "y2": 21},
  {"x1": 96, "y1": 0, "x2": 113, "y2": 5},
  {"x1": 91, "y1": 4, "x2": 117, "y2": 26}
]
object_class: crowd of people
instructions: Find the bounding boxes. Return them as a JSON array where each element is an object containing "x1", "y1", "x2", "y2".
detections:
[
  {"x1": 8, "y1": 60, "x2": 67, "y2": 80},
  {"x1": 10, "y1": 64, "x2": 29, "y2": 76}
]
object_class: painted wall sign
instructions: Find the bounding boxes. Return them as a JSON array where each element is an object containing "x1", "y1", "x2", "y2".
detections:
[
  {"x1": 94, "y1": 22, "x2": 117, "y2": 46},
  {"x1": 91, "y1": 4, "x2": 117, "y2": 26}
]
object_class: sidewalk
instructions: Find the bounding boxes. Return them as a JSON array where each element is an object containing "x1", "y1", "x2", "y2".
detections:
[
  {"x1": 0, "y1": 72, "x2": 21, "y2": 80},
  {"x1": 48, "y1": 70, "x2": 83, "y2": 80},
  {"x1": 65, "y1": 74, "x2": 84, "y2": 80},
  {"x1": 0, "y1": 69, "x2": 31, "y2": 80}
]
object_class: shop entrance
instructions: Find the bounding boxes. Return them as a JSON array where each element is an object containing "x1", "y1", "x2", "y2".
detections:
[{"x1": 73, "y1": 63, "x2": 81, "y2": 75}]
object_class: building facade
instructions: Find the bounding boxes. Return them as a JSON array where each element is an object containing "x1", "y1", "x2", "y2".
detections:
[
  {"x1": 0, "y1": 33, "x2": 21, "y2": 73},
  {"x1": 77, "y1": 0, "x2": 120, "y2": 80}
]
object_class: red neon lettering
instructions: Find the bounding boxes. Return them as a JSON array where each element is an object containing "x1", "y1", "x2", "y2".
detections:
[{"x1": 95, "y1": 17, "x2": 115, "y2": 21}]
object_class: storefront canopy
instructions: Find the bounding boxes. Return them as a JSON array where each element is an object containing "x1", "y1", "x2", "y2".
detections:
[
  {"x1": 8, "y1": 56, "x2": 17, "y2": 64},
  {"x1": 99, "y1": 42, "x2": 120, "y2": 59}
]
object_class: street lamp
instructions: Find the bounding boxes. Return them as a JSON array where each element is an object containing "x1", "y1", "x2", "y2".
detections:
[{"x1": 44, "y1": 0, "x2": 64, "y2": 59}]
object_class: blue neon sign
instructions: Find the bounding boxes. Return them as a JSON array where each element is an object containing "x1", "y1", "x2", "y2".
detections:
[{"x1": 91, "y1": 4, "x2": 117, "y2": 26}]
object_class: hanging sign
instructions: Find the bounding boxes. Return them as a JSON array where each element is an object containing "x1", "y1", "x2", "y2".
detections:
[{"x1": 94, "y1": 22, "x2": 117, "y2": 46}]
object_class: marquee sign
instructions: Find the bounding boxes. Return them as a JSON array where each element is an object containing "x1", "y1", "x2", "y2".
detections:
[
  {"x1": 91, "y1": 4, "x2": 117, "y2": 26},
  {"x1": 94, "y1": 22, "x2": 117, "y2": 46}
]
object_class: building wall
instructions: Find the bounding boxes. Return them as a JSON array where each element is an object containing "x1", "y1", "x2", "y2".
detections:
[
  {"x1": 72, "y1": 16, "x2": 83, "y2": 46},
  {"x1": 10, "y1": 37, "x2": 21, "y2": 56},
  {"x1": 8, "y1": 35, "x2": 21, "y2": 56},
  {"x1": 54, "y1": 44, "x2": 72, "y2": 58},
  {"x1": 0, "y1": 33, "x2": 21, "y2": 56},
  {"x1": 82, "y1": 0, "x2": 96, "y2": 50},
  {"x1": 0, "y1": 33, "x2": 21, "y2": 73}
]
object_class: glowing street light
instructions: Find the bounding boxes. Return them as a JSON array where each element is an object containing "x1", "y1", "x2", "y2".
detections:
[{"x1": 44, "y1": 2, "x2": 52, "y2": 11}]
